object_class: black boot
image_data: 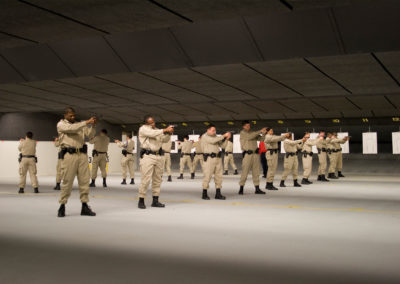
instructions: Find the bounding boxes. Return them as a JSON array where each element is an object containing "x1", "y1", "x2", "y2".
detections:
[
  {"x1": 280, "y1": 180, "x2": 286, "y2": 187},
  {"x1": 338, "y1": 171, "x2": 345, "y2": 178},
  {"x1": 53, "y1": 183, "x2": 61, "y2": 190},
  {"x1": 202, "y1": 189, "x2": 210, "y2": 200},
  {"x1": 121, "y1": 179, "x2": 127, "y2": 185},
  {"x1": 151, "y1": 196, "x2": 165, "y2": 207},
  {"x1": 130, "y1": 178, "x2": 135, "y2": 184},
  {"x1": 89, "y1": 179, "x2": 96, "y2": 187},
  {"x1": 18, "y1": 188, "x2": 24, "y2": 194},
  {"x1": 34, "y1": 188, "x2": 39, "y2": 194},
  {"x1": 321, "y1": 175, "x2": 330, "y2": 182},
  {"x1": 255, "y1": 185, "x2": 266, "y2": 194},
  {"x1": 177, "y1": 174, "x2": 183, "y2": 179},
  {"x1": 103, "y1": 178, "x2": 107, "y2": 188},
  {"x1": 223, "y1": 170, "x2": 228, "y2": 175},
  {"x1": 191, "y1": 173, "x2": 195, "y2": 179},
  {"x1": 58, "y1": 204, "x2": 65, "y2": 217},
  {"x1": 294, "y1": 179, "x2": 302, "y2": 187},
  {"x1": 81, "y1": 203, "x2": 96, "y2": 216},
  {"x1": 238, "y1": 186, "x2": 244, "y2": 195},
  {"x1": 167, "y1": 175, "x2": 172, "y2": 182},
  {"x1": 138, "y1": 198, "x2": 146, "y2": 209},
  {"x1": 234, "y1": 169, "x2": 238, "y2": 175},
  {"x1": 215, "y1": 188, "x2": 226, "y2": 200},
  {"x1": 317, "y1": 175, "x2": 322, "y2": 181},
  {"x1": 301, "y1": 178, "x2": 312, "y2": 185},
  {"x1": 266, "y1": 182, "x2": 278, "y2": 190},
  {"x1": 328, "y1": 173, "x2": 338, "y2": 179}
]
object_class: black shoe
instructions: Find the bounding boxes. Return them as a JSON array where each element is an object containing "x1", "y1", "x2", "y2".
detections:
[
  {"x1": 191, "y1": 173, "x2": 195, "y2": 179},
  {"x1": 338, "y1": 171, "x2": 345, "y2": 178},
  {"x1": 130, "y1": 178, "x2": 135, "y2": 184},
  {"x1": 151, "y1": 196, "x2": 165, "y2": 207},
  {"x1": 317, "y1": 175, "x2": 322, "y2": 181},
  {"x1": 34, "y1": 188, "x2": 39, "y2": 194},
  {"x1": 328, "y1": 173, "x2": 338, "y2": 179},
  {"x1": 121, "y1": 179, "x2": 127, "y2": 185},
  {"x1": 321, "y1": 175, "x2": 330, "y2": 182},
  {"x1": 58, "y1": 204, "x2": 65, "y2": 217},
  {"x1": 294, "y1": 179, "x2": 302, "y2": 187},
  {"x1": 18, "y1": 188, "x2": 24, "y2": 194},
  {"x1": 215, "y1": 188, "x2": 226, "y2": 200},
  {"x1": 234, "y1": 169, "x2": 238, "y2": 175},
  {"x1": 177, "y1": 174, "x2": 183, "y2": 179},
  {"x1": 223, "y1": 170, "x2": 228, "y2": 175},
  {"x1": 81, "y1": 203, "x2": 96, "y2": 216},
  {"x1": 103, "y1": 178, "x2": 107, "y2": 188},
  {"x1": 202, "y1": 189, "x2": 210, "y2": 200},
  {"x1": 167, "y1": 175, "x2": 172, "y2": 182},
  {"x1": 238, "y1": 186, "x2": 244, "y2": 195},
  {"x1": 53, "y1": 183, "x2": 61, "y2": 190},
  {"x1": 301, "y1": 178, "x2": 312, "y2": 185},
  {"x1": 255, "y1": 185, "x2": 266, "y2": 194},
  {"x1": 138, "y1": 198, "x2": 146, "y2": 209},
  {"x1": 266, "y1": 182, "x2": 278, "y2": 190},
  {"x1": 89, "y1": 179, "x2": 96, "y2": 187},
  {"x1": 280, "y1": 180, "x2": 286, "y2": 187}
]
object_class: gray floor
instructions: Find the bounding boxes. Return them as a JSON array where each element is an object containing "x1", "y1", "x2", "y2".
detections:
[{"x1": 1, "y1": 169, "x2": 400, "y2": 284}]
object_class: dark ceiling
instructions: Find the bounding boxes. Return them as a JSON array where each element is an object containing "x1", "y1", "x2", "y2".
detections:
[{"x1": 0, "y1": 0, "x2": 399, "y2": 125}]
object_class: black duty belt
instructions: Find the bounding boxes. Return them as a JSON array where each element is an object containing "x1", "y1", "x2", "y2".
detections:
[
  {"x1": 93, "y1": 149, "x2": 107, "y2": 157},
  {"x1": 203, "y1": 152, "x2": 222, "y2": 161},
  {"x1": 327, "y1": 149, "x2": 340, "y2": 154},
  {"x1": 164, "y1": 151, "x2": 170, "y2": 154},
  {"x1": 268, "y1": 149, "x2": 279, "y2": 154},
  {"x1": 140, "y1": 148, "x2": 164, "y2": 159},
  {"x1": 183, "y1": 153, "x2": 192, "y2": 155},
  {"x1": 285, "y1": 152, "x2": 296, "y2": 158},
  {"x1": 302, "y1": 151, "x2": 313, "y2": 158},
  {"x1": 19, "y1": 154, "x2": 37, "y2": 163},
  {"x1": 60, "y1": 145, "x2": 88, "y2": 159},
  {"x1": 122, "y1": 149, "x2": 133, "y2": 156},
  {"x1": 242, "y1": 149, "x2": 259, "y2": 157},
  {"x1": 195, "y1": 152, "x2": 203, "y2": 155},
  {"x1": 317, "y1": 148, "x2": 327, "y2": 154},
  {"x1": 58, "y1": 151, "x2": 62, "y2": 159},
  {"x1": 225, "y1": 152, "x2": 233, "y2": 156}
]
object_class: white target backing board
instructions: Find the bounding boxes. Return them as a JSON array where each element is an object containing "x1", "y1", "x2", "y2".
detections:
[
  {"x1": 309, "y1": 133, "x2": 319, "y2": 154},
  {"x1": 392, "y1": 132, "x2": 400, "y2": 154},
  {"x1": 337, "y1": 132, "x2": 349, "y2": 153},
  {"x1": 362, "y1": 132, "x2": 377, "y2": 154},
  {"x1": 189, "y1": 135, "x2": 200, "y2": 153},
  {"x1": 280, "y1": 133, "x2": 294, "y2": 154},
  {"x1": 233, "y1": 134, "x2": 241, "y2": 153},
  {"x1": 170, "y1": 135, "x2": 179, "y2": 153}
]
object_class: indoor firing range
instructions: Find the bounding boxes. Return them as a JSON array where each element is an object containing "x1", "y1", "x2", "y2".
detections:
[{"x1": 1, "y1": 1, "x2": 400, "y2": 283}]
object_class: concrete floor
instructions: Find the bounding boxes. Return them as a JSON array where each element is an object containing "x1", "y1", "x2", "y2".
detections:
[{"x1": 1, "y1": 171, "x2": 400, "y2": 284}]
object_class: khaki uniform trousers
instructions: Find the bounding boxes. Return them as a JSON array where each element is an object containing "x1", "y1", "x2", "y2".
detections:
[
  {"x1": 202, "y1": 157, "x2": 223, "y2": 190},
  {"x1": 224, "y1": 154, "x2": 237, "y2": 171},
  {"x1": 328, "y1": 152, "x2": 337, "y2": 174},
  {"x1": 19, "y1": 157, "x2": 38, "y2": 188},
  {"x1": 192, "y1": 154, "x2": 204, "y2": 173},
  {"x1": 56, "y1": 158, "x2": 62, "y2": 183},
  {"x1": 239, "y1": 153, "x2": 260, "y2": 186},
  {"x1": 281, "y1": 155, "x2": 298, "y2": 181},
  {"x1": 163, "y1": 153, "x2": 171, "y2": 176},
  {"x1": 91, "y1": 153, "x2": 107, "y2": 179},
  {"x1": 302, "y1": 155, "x2": 313, "y2": 179},
  {"x1": 121, "y1": 154, "x2": 135, "y2": 179},
  {"x1": 336, "y1": 151, "x2": 343, "y2": 171},
  {"x1": 180, "y1": 155, "x2": 193, "y2": 174},
  {"x1": 317, "y1": 152, "x2": 327, "y2": 175},
  {"x1": 139, "y1": 154, "x2": 164, "y2": 198},
  {"x1": 59, "y1": 153, "x2": 90, "y2": 204},
  {"x1": 266, "y1": 152, "x2": 279, "y2": 183}
]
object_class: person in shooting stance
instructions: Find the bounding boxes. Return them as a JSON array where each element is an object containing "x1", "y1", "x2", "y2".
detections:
[
  {"x1": 56, "y1": 107, "x2": 97, "y2": 217},
  {"x1": 201, "y1": 124, "x2": 231, "y2": 200},
  {"x1": 115, "y1": 134, "x2": 135, "y2": 185},
  {"x1": 138, "y1": 115, "x2": 174, "y2": 209},
  {"x1": 18, "y1": 131, "x2": 39, "y2": 194},
  {"x1": 222, "y1": 134, "x2": 238, "y2": 175},
  {"x1": 177, "y1": 135, "x2": 194, "y2": 179},
  {"x1": 89, "y1": 129, "x2": 110, "y2": 188},
  {"x1": 280, "y1": 133, "x2": 304, "y2": 188},
  {"x1": 53, "y1": 137, "x2": 62, "y2": 190}
]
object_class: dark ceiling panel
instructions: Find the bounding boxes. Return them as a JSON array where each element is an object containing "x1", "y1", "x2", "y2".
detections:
[
  {"x1": 334, "y1": 1, "x2": 400, "y2": 53},
  {"x1": 1, "y1": 44, "x2": 73, "y2": 81},
  {"x1": 247, "y1": 58, "x2": 348, "y2": 97},
  {"x1": 214, "y1": 102, "x2": 259, "y2": 114},
  {"x1": 375, "y1": 51, "x2": 400, "y2": 84},
  {"x1": 0, "y1": 55, "x2": 24, "y2": 84},
  {"x1": 311, "y1": 97, "x2": 358, "y2": 111},
  {"x1": 245, "y1": 100, "x2": 294, "y2": 113},
  {"x1": 171, "y1": 18, "x2": 261, "y2": 66},
  {"x1": 348, "y1": 95, "x2": 395, "y2": 110},
  {"x1": 105, "y1": 29, "x2": 188, "y2": 72},
  {"x1": 246, "y1": 9, "x2": 339, "y2": 59},
  {"x1": 385, "y1": 94, "x2": 400, "y2": 109},
  {"x1": 187, "y1": 103, "x2": 233, "y2": 115},
  {"x1": 308, "y1": 53, "x2": 400, "y2": 95},
  {"x1": 194, "y1": 64, "x2": 300, "y2": 100},
  {"x1": 50, "y1": 37, "x2": 129, "y2": 76},
  {"x1": 342, "y1": 110, "x2": 372, "y2": 118},
  {"x1": 279, "y1": 98, "x2": 326, "y2": 112},
  {"x1": 284, "y1": 112, "x2": 312, "y2": 119}
]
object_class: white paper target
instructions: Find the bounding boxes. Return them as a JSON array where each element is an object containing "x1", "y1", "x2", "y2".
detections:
[
  {"x1": 280, "y1": 133, "x2": 294, "y2": 154},
  {"x1": 337, "y1": 132, "x2": 349, "y2": 154},
  {"x1": 362, "y1": 132, "x2": 377, "y2": 154},
  {"x1": 392, "y1": 132, "x2": 400, "y2": 154}
]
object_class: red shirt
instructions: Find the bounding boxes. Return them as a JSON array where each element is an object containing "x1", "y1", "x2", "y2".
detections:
[{"x1": 259, "y1": 141, "x2": 267, "y2": 154}]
